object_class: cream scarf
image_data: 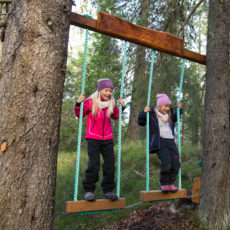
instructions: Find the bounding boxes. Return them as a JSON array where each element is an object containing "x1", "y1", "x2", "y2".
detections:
[
  {"x1": 155, "y1": 108, "x2": 169, "y2": 123},
  {"x1": 90, "y1": 91, "x2": 115, "y2": 117}
]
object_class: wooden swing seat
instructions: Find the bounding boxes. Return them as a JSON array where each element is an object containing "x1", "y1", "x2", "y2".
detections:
[
  {"x1": 140, "y1": 189, "x2": 187, "y2": 202},
  {"x1": 66, "y1": 198, "x2": 126, "y2": 213}
]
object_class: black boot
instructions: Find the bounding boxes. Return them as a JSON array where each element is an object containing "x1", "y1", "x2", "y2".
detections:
[
  {"x1": 84, "y1": 192, "x2": 95, "y2": 201},
  {"x1": 103, "y1": 192, "x2": 118, "y2": 201}
]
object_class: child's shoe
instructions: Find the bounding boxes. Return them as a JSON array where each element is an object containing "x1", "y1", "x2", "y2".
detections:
[
  {"x1": 160, "y1": 185, "x2": 170, "y2": 193},
  {"x1": 84, "y1": 192, "x2": 95, "y2": 201},
  {"x1": 103, "y1": 192, "x2": 118, "y2": 201},
  {"x1": 169, "y1": 185, "x2": 178, "y2": 193}
]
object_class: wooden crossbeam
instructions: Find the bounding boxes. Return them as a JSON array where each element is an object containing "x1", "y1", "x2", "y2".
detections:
[
  {"x1": 140, "y1": 189, "x2": 187, "y2": 202},
  {"x1": 96, "y1": 12, "x2": 184, "y2": 58},
  {"x1": 66, "y1": 198, "x2": 126, "y2": 213},
  {"x1": 70, "y1": 13, "x2": 97, "y2": 32},
  {"x1": 70, "y1": 12, "x2": 206, "y2": 65},
  {"x1": 191, "y1": 177, "x2": 200, "y2": 204}
]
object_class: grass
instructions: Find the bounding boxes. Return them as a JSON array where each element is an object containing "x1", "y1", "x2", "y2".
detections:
[{"x1": 54, "y1": 141, "x2": 202, "y2": 230}]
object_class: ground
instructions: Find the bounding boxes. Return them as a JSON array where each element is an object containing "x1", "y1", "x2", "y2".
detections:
[{"x1": 105, "y1": 199, "x2": 205, "y2": 230}]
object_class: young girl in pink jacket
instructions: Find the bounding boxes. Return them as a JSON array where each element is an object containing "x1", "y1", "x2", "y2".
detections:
[{"x1": 75, "y1": 78, "x2": 125, "y2": 201}]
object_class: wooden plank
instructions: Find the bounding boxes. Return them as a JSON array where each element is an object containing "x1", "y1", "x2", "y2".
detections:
[
  {"x1": 140, "y1": 189, "x2": 187, "y2": 202},
  {"x1": 66, "y1": 198, "x2": 126, "y2": 213},
  {"x1": 70, "y1": 13, "x2": 97, "y2": 32},
  {"x1": 96, "y1": 12, "x2": 184, "y2": 58},
  {"x1": 183, "y1": 49, "x2": 206, "y2": 65},
  {"x1": 191, "y1": 177, "x2": 201, "y2": 204},
  {"x1": 70, "y1": 12, "x2": 206, "y2": 65}
]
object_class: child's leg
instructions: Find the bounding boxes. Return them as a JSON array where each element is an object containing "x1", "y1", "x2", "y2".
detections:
[
  {"x1": 157, "y1": 138, "x2": 172, "y2": 186},
  {"x1": 101, "y1": 139, "x2": 115, "y2": 193},
  {"x1": 83, "y1": 139, "x2": 101, "y2": 192},
  {"x1": 169, "y1": 141, "x2": 181, "y2": 185}
]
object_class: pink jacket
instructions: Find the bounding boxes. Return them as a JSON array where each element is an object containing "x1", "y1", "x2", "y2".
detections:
[{"x1": 75, "y1": 98, "x2": 120, "y2": 140}]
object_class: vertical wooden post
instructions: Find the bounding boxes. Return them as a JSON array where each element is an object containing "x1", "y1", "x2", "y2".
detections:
[{"x1": 192, "y1": 177, "x2": 201, "y2": 204}]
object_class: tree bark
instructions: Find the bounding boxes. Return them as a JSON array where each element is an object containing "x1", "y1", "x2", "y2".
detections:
[
  {"x1": 199, "y1": 1, "x2": 230, "y2": 229},
  {"x1": 128, "y1": 0, "x2": 150, "y2": 141},
  {"x1": 0, "y1": 2, "x2": 10, "y2": 63},
  {"x1": 0, "y1": 40, "x2": 2, "y2": 62},
  {"x1": 0, "y1": 0, "x2": 72, "y2": 229}
]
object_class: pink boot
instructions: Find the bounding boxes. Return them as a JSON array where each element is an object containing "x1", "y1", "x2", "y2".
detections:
[
  {"x1": 169, "y1": 185, "x2": 178, "y2": 193},
  {"x1": 161, "y1": 185, "x2": 170, "y2": 193}
]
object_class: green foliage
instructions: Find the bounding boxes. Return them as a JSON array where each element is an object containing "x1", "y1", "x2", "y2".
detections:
[
  {"x1": 182, "y1": 63, "x2": 205, "y2": 145},
  {"x1": 85, "y1": 34, "x2": 122, "y2": 99},
  {"x1": 59, "y1": 53, "x2": 85, "y2": 151},
  {"x1": 60, "y1": 0, "x2": 208, "y2": 151},
  {"x1": 180, "y1": 144, "x2": 202, "y2": 188}
]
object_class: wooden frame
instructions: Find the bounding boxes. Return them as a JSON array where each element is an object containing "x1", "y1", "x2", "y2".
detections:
[
  {"x1": 191, "y1": 177, "x2": 201, "y2": 204},
  {"x1": 66, "y1": 198, "x2": 126, "y2": 213},
  {"x1": 70, "y1": 12, "x2": 206, "y2": 65},
  {"x1": 140, "y1": 189, "x2": 187, "y2": 202}
]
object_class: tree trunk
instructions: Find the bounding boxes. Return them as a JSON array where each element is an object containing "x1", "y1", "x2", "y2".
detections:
[
  {"x1": 0, "y1": 2, "x2": 11, "y2": 64},
  {"x1": 128, "y1": 45, "x2": 148, "y2": 141},
  {"x1": 128, "y1": 0, "x2": 150, "y2": 141},
  {"x1": 193, "y1": 123, "x2": 199, "y2": 145},
  {"x1": 0, "y1": 40, "x2": 2, "y2": 62},
  {"x1": 199, "y1": 1, "x2": 230, "y2": 229},
  {"x1": 181, "y1": 111, "x2": 184, "y2": 146},
  {"x1": 0, "y1": 0, "x2": 72, "y2": 229}
]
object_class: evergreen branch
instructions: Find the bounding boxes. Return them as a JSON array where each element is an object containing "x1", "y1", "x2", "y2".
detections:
[{"x1": 176, "y1": 0, "x2": 205, "y2": 36}]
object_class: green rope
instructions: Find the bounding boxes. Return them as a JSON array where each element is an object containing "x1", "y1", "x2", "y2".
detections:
[
  {"x1": 117, "y1": 41, "x2": 127, "y2": 197},
  {"x1": 177, "y1": 58, "x2": 185, "y2": 190},
  {"x1": 84, "y1": 14, "x2": 93, "y2": 18},
  {"x1": 73, "y1": 27, "x2": 89, "y2": 201},
  {"x1": 149, "y1": 198, "x2": 179, "y2": 204},
  {"x1": 146, "y1": 50, "x2": 155, "y2": 191},
  {"x1": 77, "y1": 209, "x2": 116, "y2": 215}
]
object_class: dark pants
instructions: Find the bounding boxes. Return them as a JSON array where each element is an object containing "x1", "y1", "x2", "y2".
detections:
[
  {"x1": 157, "y1": 138, "x2": 180, "y2": 185},
  {"x1": 83, "y1": 138, "x2": 115, "y2": 193}
]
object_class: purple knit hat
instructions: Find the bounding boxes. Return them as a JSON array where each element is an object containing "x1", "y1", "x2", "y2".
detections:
[
  {"x1": 157, "y1": 94, "x2": 171, "y2": 107},
  {"x1": 98, "y1": 78, "x2": 114, "y2": 92}
]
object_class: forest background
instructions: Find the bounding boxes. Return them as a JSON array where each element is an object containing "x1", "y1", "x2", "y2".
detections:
[
  {"x1": 61, "y1": 0, "x2": 207, "y2": 151},
  {"x1": 55, "y1": 1, "x2": 208, "y2": 228},
  {"x1": 1, "y1": 0, "x2": 229, "y2": 230},
  {"x1": 2, "y1": 0, "x2": 227, "y2": 229}
]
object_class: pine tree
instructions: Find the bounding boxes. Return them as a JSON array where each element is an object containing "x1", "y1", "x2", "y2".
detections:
[
  {"x1": 0, "y1": 1, "x2": 72, "y2": 229},
  {"x1": 199, "y1": 1, "x2": 230, "y2": 229}
]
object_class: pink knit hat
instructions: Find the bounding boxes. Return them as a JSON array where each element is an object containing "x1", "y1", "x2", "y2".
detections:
[
  {"x1": 98, "y1": 78, "x2": 114, "y2": 92},
  {"x1": 157, "y1": 94, "x2": 171, "y2": 107}
]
